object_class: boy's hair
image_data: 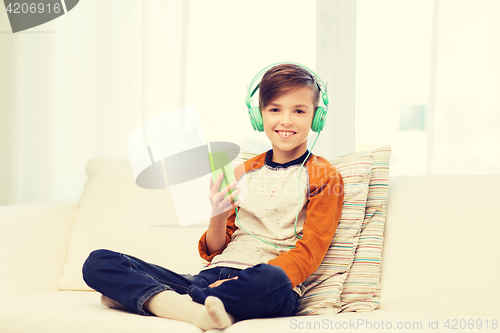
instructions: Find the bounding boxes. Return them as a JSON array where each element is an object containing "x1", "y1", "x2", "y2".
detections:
[{"x1": 258, "y1": 63, "x2": 321, "y2": 112}]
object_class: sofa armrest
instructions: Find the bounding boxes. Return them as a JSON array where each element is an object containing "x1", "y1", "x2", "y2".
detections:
[{"x1": 0, "y1": 202, "x2": 78, "y2": 297}]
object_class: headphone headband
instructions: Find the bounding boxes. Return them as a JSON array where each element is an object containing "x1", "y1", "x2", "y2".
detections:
[{"x1": 245, "y1": 62, "x2": 329, "y2": 109}]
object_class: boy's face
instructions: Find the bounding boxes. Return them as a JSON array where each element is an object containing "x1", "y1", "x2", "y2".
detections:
[{"x1": 261, "y1": 86, "x2": 315, "y2": 164}]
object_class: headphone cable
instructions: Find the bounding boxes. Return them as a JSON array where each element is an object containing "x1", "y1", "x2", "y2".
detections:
[{"x1": 233, "y1": 132, "x2": 321, "y2": 250}]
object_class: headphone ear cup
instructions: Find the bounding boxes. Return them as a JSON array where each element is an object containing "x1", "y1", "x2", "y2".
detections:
[
  {"x1": 248, "y1": 106, "x2": 264, "y2": 132},
  {"x1": 311, "y1": 106, "x2": 328, "y2": 133}
]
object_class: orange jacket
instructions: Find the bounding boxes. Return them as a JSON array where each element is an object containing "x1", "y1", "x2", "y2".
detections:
[{"x1": 198, "y1": 150, "x2": 344, "y2": 289}]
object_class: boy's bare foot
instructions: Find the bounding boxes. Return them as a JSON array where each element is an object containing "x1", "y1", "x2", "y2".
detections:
[{"x1": 101, "y1": 294, "x2": 129, "y2": 311}]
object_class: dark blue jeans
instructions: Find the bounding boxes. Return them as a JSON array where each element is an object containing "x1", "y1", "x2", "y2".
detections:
[{"x1": 82, "y1": 249, "x2": 299, "y2": 320}]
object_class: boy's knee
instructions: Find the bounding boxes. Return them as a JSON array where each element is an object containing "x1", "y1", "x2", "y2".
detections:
[
  {"x1": 251, "y1": 264, "x2": 291, "y2": 287},
  {"x1": 82, "y1": 249, "x2": 118, "y2": 284}
]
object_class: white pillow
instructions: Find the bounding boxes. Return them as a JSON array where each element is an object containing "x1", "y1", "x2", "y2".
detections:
[{"x1": 59, "y1": 157, "x2": 206, "y2": 291}]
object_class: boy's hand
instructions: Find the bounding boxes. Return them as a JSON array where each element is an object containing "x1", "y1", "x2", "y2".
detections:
[
  {"x1": 208, "y1": 276, "x2": 238, "y2": 288},
  {"x1": 208, "y1": 172, "x2": 241, "y2": 220}
]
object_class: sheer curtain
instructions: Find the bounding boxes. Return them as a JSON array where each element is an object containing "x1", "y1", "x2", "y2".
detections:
[
  {"x1": 0, "y1": 1, "x2": 187, "y2": 205},
  {"x1": 0, "y1": 0, "x2": 317, "y2": 206},
  {"x1": 427, "y1": 0, "x2": 500, "y2": 175}
]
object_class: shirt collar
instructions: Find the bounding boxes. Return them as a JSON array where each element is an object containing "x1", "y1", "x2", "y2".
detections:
[{"x1": 265, "y1": 149, "x2": 311, "y2": 169}]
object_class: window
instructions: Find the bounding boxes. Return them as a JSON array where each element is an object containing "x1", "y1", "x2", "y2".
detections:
[
  {"x1": 186, "y1": 1, "x2": 316, "y2": 154},
  {"x1": 355, "y1": 0, "x2": 434, "y2": 175}
]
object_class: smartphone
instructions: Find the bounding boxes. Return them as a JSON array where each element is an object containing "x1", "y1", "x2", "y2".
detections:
[{"x1": 208, "y1": 151, "x2": 239, "y2": 201}]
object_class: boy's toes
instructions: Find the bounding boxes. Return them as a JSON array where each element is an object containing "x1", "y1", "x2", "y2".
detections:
[
  {"x1": 205, "y1": 296, "x2": 234, "y2": 329},
  {"x1": 101, "y1": 295, "x2": 128, "y2": 310}
]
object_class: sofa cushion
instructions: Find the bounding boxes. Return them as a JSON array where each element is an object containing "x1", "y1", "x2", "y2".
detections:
[
  {"x1": 0, "y1": 291, "x2": 202, "y2": 333},
  {"x1": 379, "y1": 175, "x2": 500, "y2": 317},
  {"x1": 1, "y1": 291, "x2": 496, "y2": 332},
  {"x1": 223, "y1": 308, "x2": 497, "y2": 332}
]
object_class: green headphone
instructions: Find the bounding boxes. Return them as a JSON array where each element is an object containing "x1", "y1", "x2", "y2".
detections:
[{"x1": 245, "y1": 62, "x2": 330, "y2": 133}]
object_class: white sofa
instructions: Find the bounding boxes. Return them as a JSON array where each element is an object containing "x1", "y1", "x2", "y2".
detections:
[{"x1": 1, "y1": 170, "x2": 499, "y2": 332}]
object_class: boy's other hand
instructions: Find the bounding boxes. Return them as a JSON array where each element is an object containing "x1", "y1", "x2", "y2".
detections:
[
  {"x1": 208, "y1": 276, "x2": 238, "y2": 288},
  {"x1": 208, "y1": 173, "x2": 242, "y2": 220}
]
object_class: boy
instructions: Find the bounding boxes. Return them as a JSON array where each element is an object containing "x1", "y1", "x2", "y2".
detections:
[{"x1": 82, "y1": 63, "x2": 344, "y2": 331}]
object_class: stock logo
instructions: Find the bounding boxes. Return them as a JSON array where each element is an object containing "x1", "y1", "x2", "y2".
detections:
[
  {"x1": 128, "y1": 105, "x2": 244, "y2": 227},
  {"x1": 3, "y1": 0, "x2": 79, "y2": 33}
]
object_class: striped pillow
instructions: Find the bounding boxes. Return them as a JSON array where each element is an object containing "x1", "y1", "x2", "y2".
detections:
[
  {"x1": 338, "y1": 145, "x2": 391, "y2": 312},
  {"x1": 296, "y1": 149, "x2": 374, "y2": 315}
]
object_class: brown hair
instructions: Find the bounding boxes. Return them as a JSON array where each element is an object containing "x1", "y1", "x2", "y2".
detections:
[{"x1": 258, "y1": 63, "x2": 321, "y2": 111}]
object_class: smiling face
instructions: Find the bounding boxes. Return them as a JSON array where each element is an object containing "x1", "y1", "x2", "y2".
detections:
[{"x1": 261, "y1": 86, "x2": 315, "y2": 164}]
